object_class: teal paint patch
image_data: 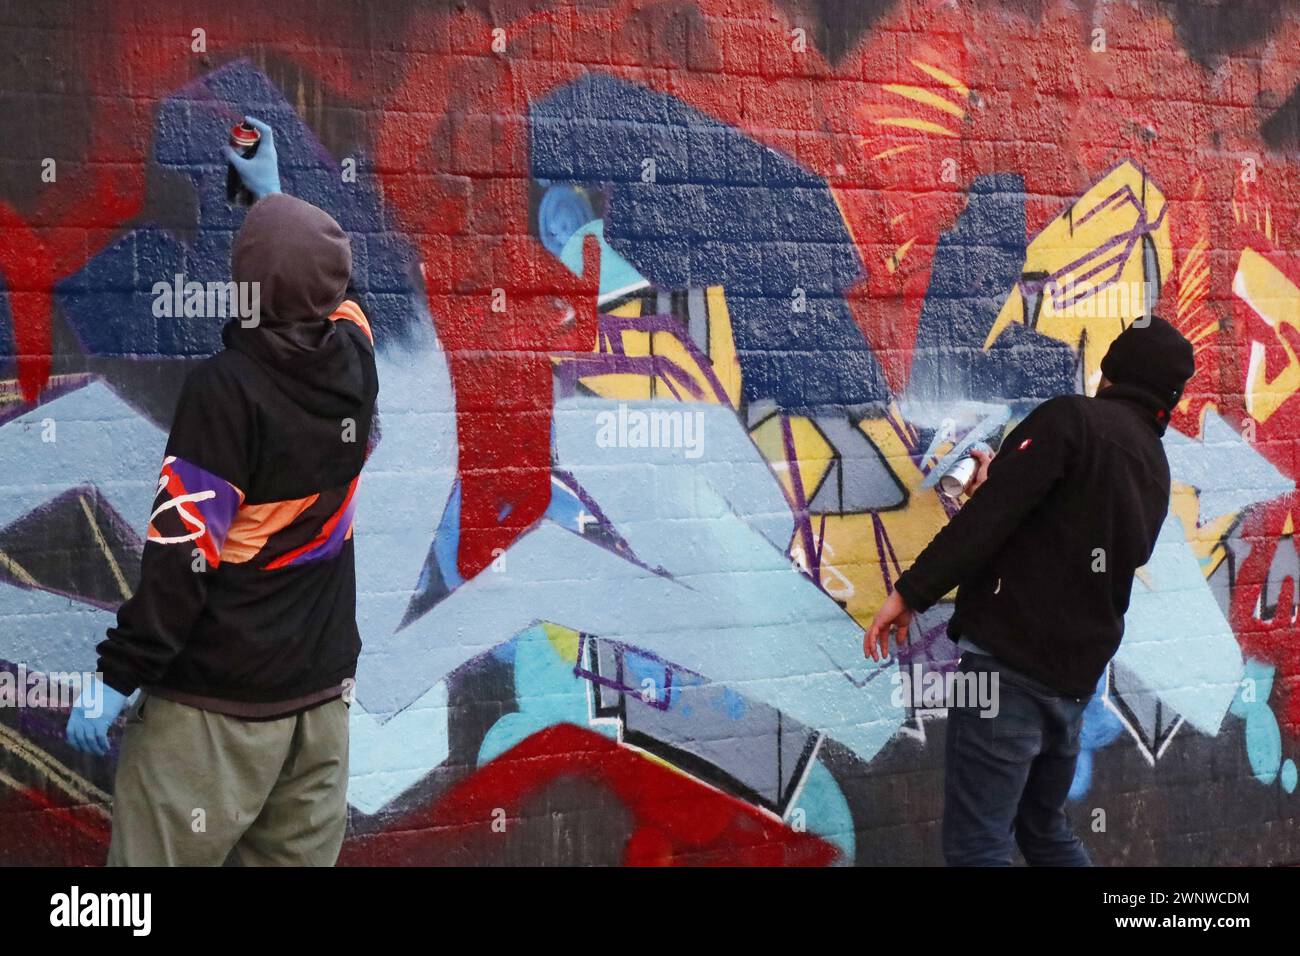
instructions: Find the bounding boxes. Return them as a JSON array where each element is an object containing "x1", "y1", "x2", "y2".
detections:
[
  {"x1": 788, "y1": 758, "x2": 855, "y2": 865},
  {"x1": 478, "y1": 624, "x2": 610, "y2": 765}
]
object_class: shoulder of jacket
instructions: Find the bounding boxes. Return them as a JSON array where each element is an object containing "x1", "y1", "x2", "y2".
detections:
[
  {"x1": 337, "y1": 316, "x2": 377, "y2": 358},
  {"x1": 182, "y1": 350, "x2": 255, "y2": 400},
  {"x1": 1020, "y1": 395, "x2": 1091, "y2": 456},
  {"x1": 1033, "y1": 393, "x2": 1090, "y2": 430},
  {"x1": 1041, "y1": 392, "x2": 1087, "y2": 412}
]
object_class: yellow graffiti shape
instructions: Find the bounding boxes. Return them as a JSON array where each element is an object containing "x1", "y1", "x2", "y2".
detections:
[
  {"x1": 763, "y1": 409, "x2": 953, "y2": 628},
  {"x1": 749, "y1": 413, "x2": 834, "y2": 506},
  {"x1": 561, "y1": 286, "x2": 742, "y2": 408},
  {"x1": 986, "y1": 161, "x2": 1172, "y2": 391},
  {"x1": 1235, "y1": 247, "x2": 1300, "y2": 424}
]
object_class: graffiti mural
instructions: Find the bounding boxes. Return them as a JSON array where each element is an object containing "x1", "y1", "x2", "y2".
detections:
[{"x1": 0, "y1": 0, "x2": 1297, "y2": 865}]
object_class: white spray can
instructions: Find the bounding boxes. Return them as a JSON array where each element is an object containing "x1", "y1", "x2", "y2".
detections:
[
  {"x1": 938, "y1": 456, "x2": 976, "y2": 498},
  {"x1": 938, "y1": 442, "x2": 993, "y2": 499}
]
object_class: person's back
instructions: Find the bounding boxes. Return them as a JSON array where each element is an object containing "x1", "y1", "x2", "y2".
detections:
[
  {"x1": 98, "y1": 193, "x2": 379, "y2": 717},
  {"x1": 867, "y1": 313, "x2": 1196, "y2": 866},
  {"x1": 67, "y1": 129, "x2": 380, "y2": 867},
  {"x1": 942, "y1": 384, "x2": 1173, "y2": 697}
]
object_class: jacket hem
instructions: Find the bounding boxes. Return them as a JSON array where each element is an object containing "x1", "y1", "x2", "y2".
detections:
[{"x1": 145, "y1": 668, "x2": 355, "y2": 720}]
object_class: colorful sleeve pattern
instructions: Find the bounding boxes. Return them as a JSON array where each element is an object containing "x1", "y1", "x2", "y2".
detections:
[{"x1": 147, "y1": 456, "x2": 244, "y2": 567}]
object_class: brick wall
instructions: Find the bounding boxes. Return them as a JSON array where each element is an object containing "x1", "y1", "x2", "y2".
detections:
[{"x1": 0, "y1": 0, "x2": 1297, "y2": 865}]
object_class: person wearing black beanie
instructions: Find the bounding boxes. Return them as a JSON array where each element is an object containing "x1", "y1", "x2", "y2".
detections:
[
  {"x1": 865, "y1": 313, "x2": 1195, "y2": 866},
  {"x1": 1098, "y1": 314, "x2": 1197, "y2": 430}
]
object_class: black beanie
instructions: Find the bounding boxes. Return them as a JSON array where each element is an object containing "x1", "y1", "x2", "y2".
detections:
[{"x1": 1099, "y1": 315, "x2": 1195, "y2": 409}]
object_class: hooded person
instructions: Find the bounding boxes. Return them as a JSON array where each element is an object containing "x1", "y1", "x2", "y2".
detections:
[
  {"x1": 222, "y1": 192, "x2": 377, "y2": 444},
  {"x1": 67, "y1": 135, "x2": 379, "y2": 866},
  {"x1": 865, "y1": 313, "x2": 1195, "y2": 867}
]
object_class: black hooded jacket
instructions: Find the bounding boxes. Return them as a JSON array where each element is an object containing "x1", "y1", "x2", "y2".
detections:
[
  {"x1": 893, "y1": 382, "x2": 1173, "y2": 698},
  {"x1": 97, "y1": 195, "x2": 379, "y2": 717}
]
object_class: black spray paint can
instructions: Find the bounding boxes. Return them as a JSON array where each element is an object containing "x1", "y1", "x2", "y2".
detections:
[{"x1": 226, "y1": 121, "x2": 261, "y2": 205}]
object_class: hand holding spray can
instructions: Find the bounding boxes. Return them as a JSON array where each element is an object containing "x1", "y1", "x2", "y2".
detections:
[
  {"x1": 226, "y1": 121, "x2": 261, "y2": 205},
  {"x1": 938, "y1": 442, "x2": 994, "y2": 498}
]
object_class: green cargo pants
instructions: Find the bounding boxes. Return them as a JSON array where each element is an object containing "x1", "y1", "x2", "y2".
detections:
[{"x1": 107, "y1": 693, "x2": 349, "y2": 866}]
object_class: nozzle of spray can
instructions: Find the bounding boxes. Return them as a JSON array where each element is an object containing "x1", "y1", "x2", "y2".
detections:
[
  {"x1": 938, "y1": 442, "x2": 993, "y2": 499},
  {"x1": 226, "y1": 121, "x2": 261, "y2": 206}
]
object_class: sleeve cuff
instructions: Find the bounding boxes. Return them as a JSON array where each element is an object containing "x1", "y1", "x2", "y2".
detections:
[
  {"x1": 97, "y1": 666, "x2": 139, "y2": 698},
  {"x1": 892, "y1": 573, "x2": 931, "y2": 614}
]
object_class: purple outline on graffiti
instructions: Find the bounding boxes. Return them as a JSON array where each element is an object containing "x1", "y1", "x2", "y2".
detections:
[
  {"x1": 555, "y1": 353, "x2": 703, "y2": 401},
  {"x1": 895, "y1": 615, "x2": 961, "y2": 678},
  {"x1": 0, "y1": 485, "x2": 142, "y2": 611},
  {"x1": 573, "y1": 632, "x2": 680, "y2": 711},
  {"x1": 884, "y1": 404, "x2": 922, "y2": 465},
  {"x1": 815, "y1": 511, "x2": 827, "y2": 575},
  {"x1": 870, "y1": 509, "x2": 904, "y2": 595},
  {"x1": 549, "y1": 467, "x2": 671, "y2": 579},
  {"x1": 0, "y1": 375, "x2": 95, "y2": 427},
  {"x1": 555, "y1": 311, "x2": 733, "y2": 405},
  {"x1": 614, "y1": 313, "x2": 733, "y2": 406},
  {"x1": 780, "y1": 413, "x2": 822, "y2": 584},
  {"x1": 1018, "y1": 185, "x2": 1167, "y2": 312}
]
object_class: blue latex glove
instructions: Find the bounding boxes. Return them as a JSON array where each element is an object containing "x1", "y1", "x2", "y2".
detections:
[
  {"x1": 66, "y1": 677, "x2": 130, "y2": 756},
  {"x1": 222, "y1": 115, "x2": 281, "y2": 201}
]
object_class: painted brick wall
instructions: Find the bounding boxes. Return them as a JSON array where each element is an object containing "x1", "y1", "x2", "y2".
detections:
[{"x1": 0, "y1": 0, "x2": 1298, "y2": 865}]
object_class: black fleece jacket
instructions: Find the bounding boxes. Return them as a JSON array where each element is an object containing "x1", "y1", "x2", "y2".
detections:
[{"x1": 893, "y1": 383, "x2": 1172, "y2": 698}]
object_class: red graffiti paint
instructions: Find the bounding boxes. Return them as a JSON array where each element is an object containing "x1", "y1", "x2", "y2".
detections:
[
  {"x1": 5, "y1": 0, "x2": 1300, "y2": 751},
  {"x1": 0, "y1": 209, "x2": 54, "y2": 402},
  {"x1": 1229, "y1": 494, "x2": 1300, "y2": 740},
  {"x1": 0, "y1": 784, "x2": 110, "y2": 866},
  {"x1": 5, "y1": 0, "x2": 1298, "y2": 579},
  {"x1": 337, "y1": 723, "x2": 840, "y2": 867}
]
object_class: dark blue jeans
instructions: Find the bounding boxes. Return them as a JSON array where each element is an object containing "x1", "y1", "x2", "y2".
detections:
[{"x1": 943, "y1": 651, "x2": 1092, "y2": 866}]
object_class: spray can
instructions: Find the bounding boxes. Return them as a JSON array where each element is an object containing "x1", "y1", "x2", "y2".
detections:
[
  {"x1": 226, "y1": 121, "x2": 261, "y2": 205},
  {"x1": 938, "y1": 455, "x2": 978, "y2": 498}
]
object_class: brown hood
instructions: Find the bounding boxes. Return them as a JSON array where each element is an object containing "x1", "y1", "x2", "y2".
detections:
[
  {"x1": 225, "y1": 195, "x2": 370, "y2": 419},
  {"x1": 231, "y1": 193, "x2": 352, "y2": 326}
]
